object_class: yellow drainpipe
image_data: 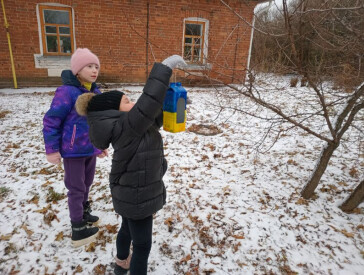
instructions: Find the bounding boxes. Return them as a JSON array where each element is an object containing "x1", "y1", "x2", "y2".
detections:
[{"x1": 1, "y1": 0, "x2": 17, "y2": 88}]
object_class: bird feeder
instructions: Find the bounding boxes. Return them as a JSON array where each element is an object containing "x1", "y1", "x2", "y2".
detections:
[{"x1": 163, "y1": 82, "x2": 187, "y2": 133}]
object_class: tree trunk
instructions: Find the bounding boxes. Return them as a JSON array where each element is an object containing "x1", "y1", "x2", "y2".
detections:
[
  {"x1": 340, "y1": 180, "x2": 364, "y2": 212},
  {"x1": 301, "y1": 142, "x2": 339, "y2": 199}
]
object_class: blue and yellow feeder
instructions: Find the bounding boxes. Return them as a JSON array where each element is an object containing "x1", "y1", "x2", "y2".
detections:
[{"x1": 163, "y1": 82, "x2": 187, "y2": 133}]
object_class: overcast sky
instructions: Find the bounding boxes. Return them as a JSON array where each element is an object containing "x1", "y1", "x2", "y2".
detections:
[{"x1": 255, "y1": 0, "x2": 291, "y2": 13}]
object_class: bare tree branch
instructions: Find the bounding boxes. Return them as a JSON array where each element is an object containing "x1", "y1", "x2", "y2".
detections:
[{"x1": 297, "y1": 5, "x2": 364, "y2": 14}]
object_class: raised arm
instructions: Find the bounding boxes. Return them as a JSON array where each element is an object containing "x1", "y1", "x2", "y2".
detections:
[{"x1": 124, "y1": 56, "x2": 187, "y2": 136}]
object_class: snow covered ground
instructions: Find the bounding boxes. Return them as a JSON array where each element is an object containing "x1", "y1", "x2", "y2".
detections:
[{"x1": 0, "y1": 77, "x2": 363, "y2": 274}]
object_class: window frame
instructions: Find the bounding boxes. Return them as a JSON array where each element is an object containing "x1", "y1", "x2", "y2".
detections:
[
  {"x1": 39, "y1": 5, "x2": 74, "y2": 56},
  {"x1": 183, "y1": 20, "x2": 206, "y2": 64},
  {"x1": 183, "y1": 18, "x2": 209, "y2": 65}
]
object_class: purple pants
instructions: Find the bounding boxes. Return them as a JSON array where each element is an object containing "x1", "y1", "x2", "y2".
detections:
[{"x1": 63, "y1": 155, "x2": 97, "y2": 223}]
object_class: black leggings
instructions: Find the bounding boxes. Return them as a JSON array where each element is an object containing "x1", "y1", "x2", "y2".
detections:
[{"x1": 116, "y1": 215, "x2": 153, "y2": 275}]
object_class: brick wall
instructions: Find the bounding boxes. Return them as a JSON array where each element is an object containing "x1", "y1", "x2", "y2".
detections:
[{"x1": 0, "y1": 0, "x2": 258, "y2": 88}]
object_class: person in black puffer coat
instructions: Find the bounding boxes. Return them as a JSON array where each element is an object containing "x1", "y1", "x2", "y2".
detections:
[{"x1": 75, "y1": 55, "x2": 186, "y2": 275}]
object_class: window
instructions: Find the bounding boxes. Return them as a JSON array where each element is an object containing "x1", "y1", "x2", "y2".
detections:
[
  {"x1": 183, "y1": 21, "x2": 205, "y2": 64},
  {"x1": 183, "y1": 18, "x2": 209, "y2": 66},
  {"x1": 39, "y1": 5, "x2": 74, "y2": 55}
]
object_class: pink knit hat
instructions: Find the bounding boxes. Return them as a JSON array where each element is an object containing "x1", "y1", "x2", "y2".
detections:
[{"x1": 71, "y1": 48, "x2": 100, "y2": 75}]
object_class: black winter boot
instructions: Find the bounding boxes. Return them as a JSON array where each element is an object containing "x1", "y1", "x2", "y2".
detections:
[
  {"x1": 83, "y1": 201, "x2": 99, "y2": 225},
  {"x1": 71, "y1": 220, "x2": 99, "y2": 247}
]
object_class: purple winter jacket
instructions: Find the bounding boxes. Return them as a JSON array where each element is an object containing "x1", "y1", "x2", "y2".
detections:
[{"x1": 43, "y1": 70, "x2": 102, "y2": 158}]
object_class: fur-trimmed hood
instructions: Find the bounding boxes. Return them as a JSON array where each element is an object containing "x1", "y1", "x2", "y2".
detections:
[{"x1": 75, "y1": 93, "x2": 95, "y2": 116}]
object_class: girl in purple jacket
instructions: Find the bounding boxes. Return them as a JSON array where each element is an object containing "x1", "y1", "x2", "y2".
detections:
[{"x1": 43, "y1": 48, "x2": 106, "y2": 247}]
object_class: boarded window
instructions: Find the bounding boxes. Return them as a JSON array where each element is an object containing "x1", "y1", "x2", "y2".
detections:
[{"x1": 39, "y1": 5, "x2": 74, "y2": 55}]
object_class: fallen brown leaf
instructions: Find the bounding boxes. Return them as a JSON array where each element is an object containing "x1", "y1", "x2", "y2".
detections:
[
  {"x1": 179, "y1": 254, "x2": 191, "y2": 264},
  {"x1": 0, "y1": 234, "x2": 12, "y2": 241},
  {"x1": 55, "y1": 232, "x2": 64, "y2": 241},
  {"x1": 86, "y1": 242, "x2": 96, "y2": 252},
  {"x1": 21, "y1": 225, "x2": 33, "y2": 237}
]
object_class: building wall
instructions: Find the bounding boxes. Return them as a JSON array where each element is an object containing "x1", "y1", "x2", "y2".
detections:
[{"x1": 0, "y1": 0, "x2": 258, "y2": 87}]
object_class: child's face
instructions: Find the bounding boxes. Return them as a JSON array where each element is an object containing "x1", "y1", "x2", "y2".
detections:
[
  {"x1": 77, "y1": 63, "x2": 99, "y2": 83},
  {"x1": 119, "y1": 95, "x2": 135, "y2": 112}
]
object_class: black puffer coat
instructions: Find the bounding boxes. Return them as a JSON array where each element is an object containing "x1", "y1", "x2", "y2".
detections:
[{"x1": 87, "y1": 63, "x2": 172, "y2": 220}]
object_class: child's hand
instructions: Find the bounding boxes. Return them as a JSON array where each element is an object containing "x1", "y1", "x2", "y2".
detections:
[
  {"x1": 46, "y1": 152, "x2": 62, "y2": 164},
  {"x1": 97, "y1": 149, "x2": 108, "y2": 158},
  {"x1": 162, "y1": 55, "x2": 187, "y2": 70}
]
